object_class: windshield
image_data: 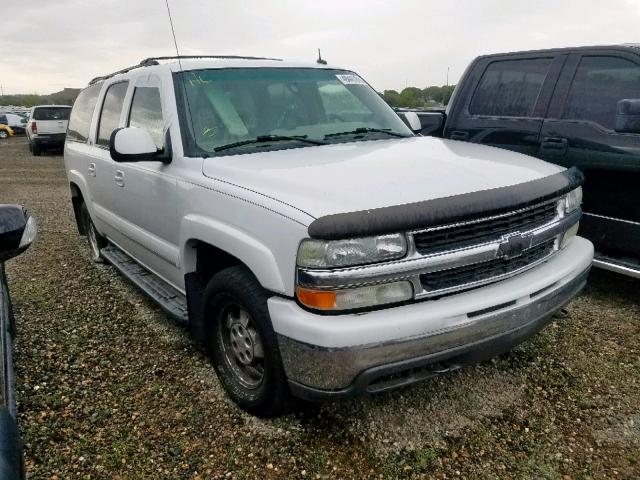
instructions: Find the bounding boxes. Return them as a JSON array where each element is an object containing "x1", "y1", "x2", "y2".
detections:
[
  {"x1": 175, "y1": 68, "x2": 412, "y2": 156},
  {"x1": 33, "y1": 107, "x2": 71, "y2": 121}
]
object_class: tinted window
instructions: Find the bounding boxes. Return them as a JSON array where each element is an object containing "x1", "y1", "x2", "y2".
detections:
[
  {"x1": 0, "y1": 115, "x2": 7, "y2": 124},
  {"x1": 469, "y1": 58, "x2": 552, "y2": 117},
  {"x1": 97, "y1": 82, "x2": 129, "y2": 147},
  {"x1": 127, "y1": 87, "x2": 164, "y2": 148},
  {"x1": 33, "y1": 107, "x2": 71, "y2": 121},
  {"x1": 67, "y1": 84, "x2": 102, "y2": 143},
  {"x1": 564, "y1": 56, "x2": 640, "y2": 130}
]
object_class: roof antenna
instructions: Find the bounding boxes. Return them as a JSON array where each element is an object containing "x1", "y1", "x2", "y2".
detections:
[{"x1": 317, "y1": 48, "x2": 327, "y2": 65}]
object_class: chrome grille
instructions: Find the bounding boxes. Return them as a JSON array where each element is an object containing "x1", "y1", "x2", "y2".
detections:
[
  {"x1": 413, "y1": 201, "x2": 558, "y2": 255},
  {"x1": 420, "y1": 240, "x2": 556, "y2": 295}
]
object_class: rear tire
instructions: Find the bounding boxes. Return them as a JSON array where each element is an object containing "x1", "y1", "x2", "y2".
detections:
[
  {"x1": 31, "y1": 142, "x2": 41, "y2": 156},
  {"x1": 203, "y1": 266, "x2": 294, "y2": 417},
  {"x1": 81, "y1": 203, "x2": 106, "y2": 263},
  {"x1": 0, "y1": 130, "x2": 8, "y2": 139}
]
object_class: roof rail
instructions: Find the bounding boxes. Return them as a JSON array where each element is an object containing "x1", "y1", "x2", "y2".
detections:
[{"x1": 88, "y1": 55, "x2": 283, "y2": 85}]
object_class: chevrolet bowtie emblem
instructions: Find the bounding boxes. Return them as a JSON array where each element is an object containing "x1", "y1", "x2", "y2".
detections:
[{"x1": 497, "y1": 232, "x2": 534, "y2": 259}]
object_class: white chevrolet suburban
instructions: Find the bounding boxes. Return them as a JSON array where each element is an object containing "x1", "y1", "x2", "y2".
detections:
[{"x1": 64, "y1": 56, "x2": 593, "y2": 416}]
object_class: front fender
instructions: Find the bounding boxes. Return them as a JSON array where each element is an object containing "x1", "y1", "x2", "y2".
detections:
[{"x1": 180, "y1": 214, "x2": 287, "y2": 294}]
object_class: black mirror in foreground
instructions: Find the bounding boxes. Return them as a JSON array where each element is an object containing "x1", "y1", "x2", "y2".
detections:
[
  {"x1": 615, "y1": 99, "x2": 640, "y2": 134},
  {"x1": 0, "y1": 205, "x2": 37, "y2": 262}
]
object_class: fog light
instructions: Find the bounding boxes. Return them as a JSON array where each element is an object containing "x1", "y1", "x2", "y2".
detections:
[
  {"x1": 560, "y1": 222, "x2": 579, "y2": 248},
  {"x1": 297, "y1": 281, "x2": 413, "y2": 311}
]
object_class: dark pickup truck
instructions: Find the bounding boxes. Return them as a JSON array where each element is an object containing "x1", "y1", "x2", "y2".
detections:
[{"x1": 414, "y1": 44, "x2": 640, "y2": 278}]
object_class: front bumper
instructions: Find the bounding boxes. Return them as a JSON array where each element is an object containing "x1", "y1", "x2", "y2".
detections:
[{"x1": 270, "y1": 236, "x2": 593, "y2": 400}]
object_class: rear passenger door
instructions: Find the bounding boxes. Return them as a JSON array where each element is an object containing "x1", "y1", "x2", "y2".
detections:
[
  {"x1": 88, "y1": 81, "x2": 130, "y2": 239},
  {"x1": 540, "y1": 51, "x2": 640, "y2": 261},
  {"x1": 444, "y1": 54, "x2": 564, "y2": 158}
]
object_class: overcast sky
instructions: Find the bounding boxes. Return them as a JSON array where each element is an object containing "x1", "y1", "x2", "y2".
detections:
[{"x1": 2, "y1": 0, "x2": 640, "y2": 95}]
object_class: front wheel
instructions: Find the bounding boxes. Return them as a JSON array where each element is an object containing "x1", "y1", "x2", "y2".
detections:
[
  {"x1": 81, "y1": 203, "x2": 106, "y2": 263},
  {"x1": 204, "y1": 266, "x2": 294, "y2": 417}
]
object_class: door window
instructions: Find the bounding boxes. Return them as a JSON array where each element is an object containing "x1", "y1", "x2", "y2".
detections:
[
  {"x1": 564, "y1": 56, "x2": 640, "y2": 130},
  {"x1": 469, "y1": 58, "x2": 553, "y2": 117},
  {"x1": 0, "y1": 115, "x2": 7, "y2": 124},
  {"x1": 67, "y1": 83, "x2": 102, "y2": 143},
  {"x1": 128, "y1": 87, "x2": 164, "y2": 149},
  {"x1": 97, "y1": 82, "x2": 129, "y2": 147}
]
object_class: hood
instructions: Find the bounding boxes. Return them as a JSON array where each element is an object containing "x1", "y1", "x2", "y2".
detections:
[{"x1": 202, "y1": 137, "x2": 564, "y2": 220}]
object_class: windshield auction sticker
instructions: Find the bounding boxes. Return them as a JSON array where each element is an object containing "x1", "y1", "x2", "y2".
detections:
[{"x1": 336, "y1": 74, "x2": 367, "y2": 85}]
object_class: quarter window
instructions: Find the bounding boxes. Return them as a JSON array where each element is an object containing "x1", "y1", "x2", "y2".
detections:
[
  {"x1": 97, "y1": 82, "x2": 129, "y2": 147},
  {"x1": 564, "y1": 56, "x2": 640, "y2": 130},
  {"x1": 67, "y1": 83, "x2": 102, "y2": 143},
  {"x1": 128, "y1": 87, "x2": 164, "y2": 149},
  {"x1": 469, "y1": 58, "x2": 552, "y2": 117}
]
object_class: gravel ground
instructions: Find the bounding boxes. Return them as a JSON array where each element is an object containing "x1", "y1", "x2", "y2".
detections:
[{"x1": 0, "y1": 136, "x2": 639, "y2": 479}]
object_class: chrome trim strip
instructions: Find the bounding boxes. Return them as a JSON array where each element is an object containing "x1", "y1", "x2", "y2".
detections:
[
  {"x1": 297, "y1": 209, "x2": 581, "y2": 291},
  {"x1": 584, "y1": 212, "x2": 640, "y2": 226},
  {"x1": 593, "y1": 258, "x2": 640, "y2": 279}
]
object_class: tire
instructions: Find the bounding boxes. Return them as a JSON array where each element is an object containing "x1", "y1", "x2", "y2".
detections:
[
  {"x1": 81, "y1": 203, "x2": 106, "y2": 263},
  {"x1": 203, "y1": 266, "x2": 294, "y2": 417},
  {"x1": 0, "y1": 130, "x2": 8, "y2": 139},
  {"x1": 31, "y1": 143, "x2": 41, "y2": 156}
]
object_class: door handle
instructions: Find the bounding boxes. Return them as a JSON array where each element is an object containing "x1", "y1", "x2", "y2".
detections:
[
  {"x1": 88, "y1": 163, "x2": 96, "y2": 177},
  {"x1": 114, "y1": 170, "x2": 125, "y2": 187},
  {"x1": 449, "y1": 130, "x2": 469, "y2": 141},
  {"x1": 540, "y1": 137, "x2": 568, "y2": 155}
]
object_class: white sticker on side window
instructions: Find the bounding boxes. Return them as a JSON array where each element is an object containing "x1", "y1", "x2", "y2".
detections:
[{"x1": 335, "y1": 74, "x2": 366, "y2": 85}]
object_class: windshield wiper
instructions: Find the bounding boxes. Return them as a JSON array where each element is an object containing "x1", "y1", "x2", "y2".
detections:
[
  {"x1": 214, "y1": 135, "x2": 326, "y2": 152},
  {"x1": 324, "y1": 127, "x2": 409, "y2": 139}
]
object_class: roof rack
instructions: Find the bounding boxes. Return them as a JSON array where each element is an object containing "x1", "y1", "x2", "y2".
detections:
[{"x1": 88, "y1": 55, "x2": 283, "y2": 85}]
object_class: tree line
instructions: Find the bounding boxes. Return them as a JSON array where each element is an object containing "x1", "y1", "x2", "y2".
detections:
[{"x1": 381, "y1": 85, "x2": 456, "y2": 109}]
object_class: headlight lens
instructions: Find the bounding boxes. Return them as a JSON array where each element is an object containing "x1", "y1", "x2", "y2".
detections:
[
  {"x1": 297, "y1": 281, "x2": 413, "y2": 311},
  {"x1": 297, "y1": 234, "x2": 407, "y2": 268},
  {"x1": 564, "y1": 186, "x2": 582, "y2": 213}
]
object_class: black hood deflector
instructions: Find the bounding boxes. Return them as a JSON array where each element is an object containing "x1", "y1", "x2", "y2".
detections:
[{"x1": 308, "y1": 167, "x2": 584, "y2": 240}]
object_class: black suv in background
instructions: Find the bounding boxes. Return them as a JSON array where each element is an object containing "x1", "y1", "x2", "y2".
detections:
[
  {"x1": 419, "y1": 45, "x2": 640, "y2": 278},
  {"x1": 0, "y1": 205, "x2": 37, "y2": 479}
]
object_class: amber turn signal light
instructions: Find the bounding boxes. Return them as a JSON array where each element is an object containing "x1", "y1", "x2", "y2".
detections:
[{"x1": 296, "y1": 287, "x2": 336, "y2": 310}]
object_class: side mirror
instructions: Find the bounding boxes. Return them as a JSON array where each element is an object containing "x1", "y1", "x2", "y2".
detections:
[
  {"x1": 615, "y1": 99, "x2": 640, "y2": 134},
  {"x1": 402, "y1": 111, "x2": 423, "y2": 133},
  {"x1": 109, "y1": 127, "x2": 170, "y2": 163},
  {"x1": 0, "y1": 205, "x2": 37, "y2": 262}
]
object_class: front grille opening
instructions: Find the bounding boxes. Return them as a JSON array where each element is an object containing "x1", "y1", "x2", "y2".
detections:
[
  {"x1": 413, "y1": 201, "x2": 558, "y2": 255},
  {"x1": 468, "y1": 300, "x2": 517, "y2": 318},
  {"x1": 420, "y1": 240, "x2": 556, "y2": 293}
]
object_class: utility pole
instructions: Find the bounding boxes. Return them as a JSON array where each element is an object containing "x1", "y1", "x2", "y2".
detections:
[
  {"x1": 0, "y1": 85, "x2": 3, "y2": 96},
  {"x1": 446, "y1": 67, "x2": 450, "y2": 87}
]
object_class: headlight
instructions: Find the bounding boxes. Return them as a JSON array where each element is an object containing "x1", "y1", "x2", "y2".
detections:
[
  {"x1": 297, "y1": 234, "x2": 407, "y2": 269},
  {"x1": 297, "y1": 281, "x2": 414, "y2": 311},
  {"x1": 564, "y1": 186, "x2": 582, "y2": 213}
]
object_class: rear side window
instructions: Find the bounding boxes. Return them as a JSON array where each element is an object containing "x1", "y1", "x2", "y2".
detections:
[
  {"x1": 67, "y1": 84, "x2": 102, "y2": 143},
  {"x1": 564, "y1": 56, "x2": 640, "y2": 130},
  {"x1": 127, "y1": 87, "x2": 164, "y2": 149},
  {"x1": 469, "y1": 58, "x2": 553, "y2": 117},
  {"x1": 97, "y1": 82, "x2": 129, "y2": 147},
  {"x1": 0, "y1": 115, "x2": 7, "y2": 124},
  {"x1": 33, "y1": 107, "x2": 71, "y2": 121}
]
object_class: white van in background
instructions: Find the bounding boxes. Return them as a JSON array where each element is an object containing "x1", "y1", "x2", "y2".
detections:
[{"x1": 26, "y1": 105, "x2": 72, "y2": 156}]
